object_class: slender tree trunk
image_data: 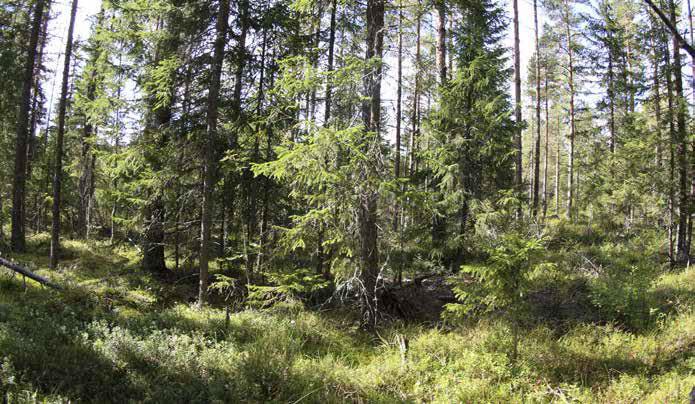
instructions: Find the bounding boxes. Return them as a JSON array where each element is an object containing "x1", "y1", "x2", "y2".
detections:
[
  {"x1": 532, "y1": 0, "x2": 541, "y2": 217},
  {"x1": 360, "y1": 0, "x2": 385, "y2": 329},
  {"x1": 393, "y1": 0, "x2": 404, "y2": 283},
  {"x1": 565, "y1": 1, "x2": 576, "y2": 221},
  {"x1": 27, "y1": 9, "x2": 50, "y2": 183},
  {"x1": 78, "y1": 77, "x2": 97, "y2": 238},
  {"x1": 409, "y1": 4, "x2": 421, "y2": 178},
  {"x1": 608, "y1": 39, "x2": 616, "y2": 153},
  {"x1": 49, "y1": 0, "x2": 78, "y2": 269},
  {"x1": 435, "y1": 0, "x2": 447, "y2": 85},
  {"x1": 220, "y1": 0, "x2": 249, "y2": 262},
  {"x1": 317, "y1": 0, "x2": 338, "y2": 277},
  {"x1": 513, "y1": 0, "x2": 523, "y2": 193},
  {"x1": 432, "y1": 0, "x2": 447, "y2": 249},
  {"x1": 244, "y1": 25, "x2": 268, "y2": 278},
  {"x1": 688, "y1": 0, "x2": 695, "y2": 107},
  {"x1": 395, "y1": 0, "x2": 403, "y2": 189},
  {"x1": 12, "y1": 0, "x2": 47, "y2": 252},
  {"x1": 669, "y1": 0, "x2": 690, "y2": 263},
  {"x1": 542, "y1": 69, "x2": 549, "y2": 219},
  {"x1": 555, "y1": 114, "x2": 561, "y2": 216},
  {"x1": 665, "y1": 30, "x2": 677, "y2": 263},
  {"x1": 199, "y1": 0, "x2": 230, "y2": 307},
  {"x1": 652, "y1": 30, "x2": 663, "y2": 168}
]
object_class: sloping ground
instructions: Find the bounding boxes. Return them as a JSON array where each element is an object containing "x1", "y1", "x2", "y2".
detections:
[{"x1": 0, "y1": 236, "x2": 693, "y2": 403}]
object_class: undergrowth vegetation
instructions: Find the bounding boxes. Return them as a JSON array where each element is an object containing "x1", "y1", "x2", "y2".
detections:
[{"x1": 0, "y1": 223, "x2": 693, "y2": 403}]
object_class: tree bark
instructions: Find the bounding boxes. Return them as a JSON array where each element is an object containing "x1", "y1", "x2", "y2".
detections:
[
  {"x1": 669, "y1": 0, "x2": 690, "y2": 263},
  {"x1": 665, "y1": 26, "x2": 677, "y2": 263},
  {"x1": 142, "y1": 10, "x2": 181, "y2": 274},
  {"x1": 12, "y1": 0, "x2": 47, "y2": 252},
  {"x1": 555, "y1": 114, "x2": 561, "y2": 216},
  {"x1": 50, "y1": 0, "x2": 79, "y2": 270},
  {"x1": 199, "y1": 0, "x2": 231, "y2": 307},
  {"x1": 542, "y1": 67, "x2": 549, "y2": 219},
  {"x1": 409, "y1": 4, "x2": 422, "y2": 178},
  {"x1": 564, "y1": 0, "x2": 576, "y2": 221},
  {"x1": 317, "y1": 0, "x2": 338, "y2": 276},
  {"x1": 513, "y1": 0, "x2": 523, "y2": 193},
  {"x1": 360, "y1": 0, "x2": 385, "y2": 329},
  {"x1": 435, "y1": 0, "x2": 447, "y2": 86},
  {"x1": 532, "y1": 0, "x2": 541, "y2": 217}
]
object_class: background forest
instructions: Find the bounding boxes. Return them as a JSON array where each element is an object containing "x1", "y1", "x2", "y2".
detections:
[{"x1": 0, "y1": 0, "x2": 694, "y2": 402}]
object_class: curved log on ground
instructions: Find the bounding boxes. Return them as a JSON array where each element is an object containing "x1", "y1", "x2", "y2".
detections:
[{"x1": 0, "y1": 257, "x2": 62, "y2": 290}]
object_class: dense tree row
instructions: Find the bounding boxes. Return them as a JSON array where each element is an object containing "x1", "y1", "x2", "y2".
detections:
[{"x1": 0, "y1": 0, "x2": 692, "y2": 327}]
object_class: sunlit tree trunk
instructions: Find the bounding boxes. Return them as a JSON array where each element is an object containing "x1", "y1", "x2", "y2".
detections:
[{"x1": 564, "y1": 0, "x2": 576, "y2": 221}]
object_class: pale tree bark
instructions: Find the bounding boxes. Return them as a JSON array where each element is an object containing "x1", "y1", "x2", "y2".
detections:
[
  {"x1": 513, "y1": 0, "x2": 523, "y2": 193},
  {"x1": 542, "y1": 68, "x2": 549, "y2": 219},
  {"x1": 555, "y1": 114, "x2": 561, "y2": 216},
  {"x1": 564, "y1": 0, "x2": 576, "y2": 221},
  {"x1": 532, "y1": 0, "x2": 541, "y2": 217},
  {"x1": 199, "y1": 0, "x2": 231, "y2": 307},
  {"x1": 50, "y1": 0, "x2": 79, "y2": 270},
  {"x1": 12, "y1": 0, "x2": 48, "y2": 252}
]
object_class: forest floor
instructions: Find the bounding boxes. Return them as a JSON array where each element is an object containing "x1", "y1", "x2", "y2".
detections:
[{"x1": 0, "y1": 227, "x2": 693, "y2": 403}]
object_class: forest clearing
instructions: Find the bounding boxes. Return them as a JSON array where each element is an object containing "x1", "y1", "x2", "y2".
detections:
[{"x1": 1, "y1": 0, "x2": 694, "y2": 401}]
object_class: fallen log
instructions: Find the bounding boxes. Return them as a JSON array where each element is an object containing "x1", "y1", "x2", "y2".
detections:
[{"x1": 0, "y1": 257, "x2": 62, "y2": 290}]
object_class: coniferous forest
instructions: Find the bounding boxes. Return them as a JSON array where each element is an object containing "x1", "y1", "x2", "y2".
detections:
[{"x1": 0, "y1": 0, "x2": 694, "y2": 401}]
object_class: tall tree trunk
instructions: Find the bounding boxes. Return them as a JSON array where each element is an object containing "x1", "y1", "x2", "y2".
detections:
[
  {"x1": 432, "y1": 0, "x2": 447, "y2": 250},
  {"x1": 199, "y1": 0, "x2": 230, "y2": 307},
  {"x1": 395, "y1": 0, "x2": 403, "y2": 187},
  {"x1": 409, "y1": 5, "x2": 422, "y2": 178},
  {"x1": 608, "y1": 33, "x2": 616, "y2": 153},
  {"x1": 513, "y1": 0, "x2": 523, "y2": 193},
  {"x1": 50, "y1": 0, "x2": 78, "y2": 269},
  {"x1": 670, "y1": 0, "x2": 690, "y2": 263},
  {"x1": 665, "y1": 28, "x2": 677, "y2": 263},
  {"x1": 78, "y1": 75, "x2": 98, "y2": 238},
  {"x1": 435, "y1": 0, "x2": 447, "y2": 85},
  {"x1": 532, "y1": 0, "x2": 541, "y2": 217},
  {"x1": 317, "y1": 0, "x2": 338, "y2": 277},
  {"x1": 651, "y1": 29, "x2": 663, "y2": 169},
  {"x1": 565, "y1": 0, "x2": 576, "y2": 221},
  {"x1": 244, "y1": 25, "x2": 268, "y2": 278},
  {"x1": 220, "y1": 0, "x2": 250, "y2": 261},
  {"x1": 542, "y1": 67, "x2": 549, "y2": 219},
  {"x1": 360, "y1": 0, "x2": 385, "y2": 329},
  {"x1": 27, "y1": 8, "x2": 50, "y2": 183},
  {"x1": 12, "y1": 0, "x2": 47, "y2": 252},
  {"x1": 688, "y1": 0, "x2": 695, "y2": 106},
  {"x1": 142, "y1": 11, "x2": 181, "y2": 273},
  {"x1": 555, "y1": 114, "x2": 561, "y2": 216}
]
